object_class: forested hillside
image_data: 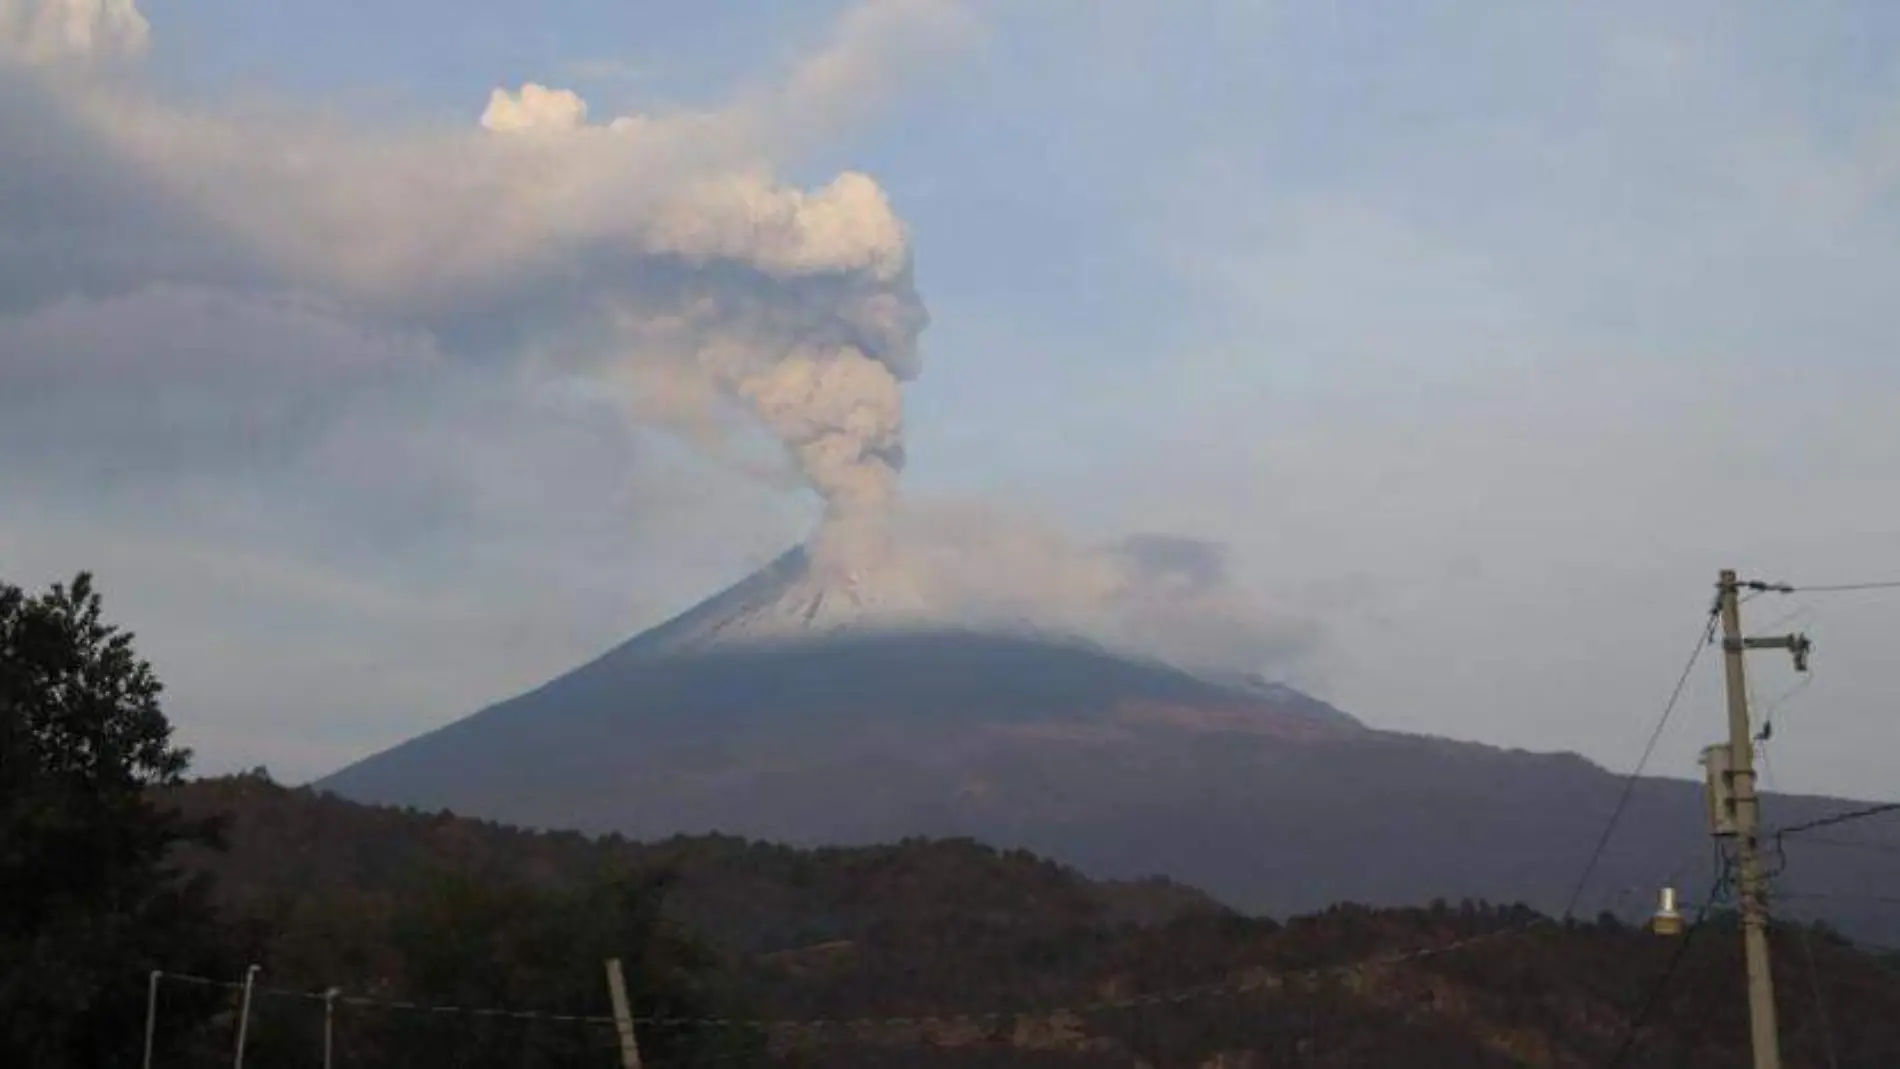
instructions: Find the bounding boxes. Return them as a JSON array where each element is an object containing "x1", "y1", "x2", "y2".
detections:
[{"x1": 156, "y1": 773, "x2": 1900, "y2": 1067}]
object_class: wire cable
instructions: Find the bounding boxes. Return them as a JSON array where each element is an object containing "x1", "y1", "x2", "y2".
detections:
[
  {"x1": 1753, "y1": 674, "x2": 1812, "y2": 744},
  {"x1": 1752, "y1": 600, "x2": 1817, "y2": 637},
  {"x1": 1793, "y1": 904, "x2": 1843, "y2": 1069},
  {"x1": 1561, "y1": 608, "x2": 1719, "y2": 921},
  {"x1": 1660, "y1": 844, "x2": 1740, "y2": 1069},
  {"x1": 1762, "y1": 743, "x2": 1844, "y2": 1069},
  {"x1": 1605, "y1": 853, "x2": 1734, "y2": 1068},
  {"x1": 144, "y1": 923, "x2": 1545, "y2": 1040},
  {"x1": 1774, "y1": 802, "x2": 1900, "y2": 840},
  {"x1": 1777, "y1": 891, "x2": 1900, "y2": 908},
  {"x1": 1788, "y1": 835, "x2": 1900, "y2": 858},
  {"x1": 1783, "y1": 580, "x2": 1900, "y2": 593}
]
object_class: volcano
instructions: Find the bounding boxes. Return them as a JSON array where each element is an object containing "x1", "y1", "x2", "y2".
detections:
[
  {"x1": 319, "y1": 543, "x2": 1362, "y2": 835},
  {"x1": 319, "y1": 545, "x2": 1900, "y2": 941}
]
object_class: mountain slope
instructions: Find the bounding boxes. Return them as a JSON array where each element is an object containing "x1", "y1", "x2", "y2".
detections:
[{"x1": 317, "y1": 547, "x2": 1900, "y2": 943}]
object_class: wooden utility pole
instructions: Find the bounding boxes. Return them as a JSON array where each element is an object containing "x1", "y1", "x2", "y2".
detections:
[
  {"x1": 141, "y1": 970, "x2": 161, "y2": 1069},
  {"x1": 322, "y1": 988, "x2": 339, "y2": 1069},
  {"x1": 1714, "y1": 569, "x2": 1811, "y2": 1069},
  {"x1": 232, "y1": 964, "x2": 261, "y2": 1069},
  {"x1": 604, "y1": 958, "x2": 645, "y2": 1069}
]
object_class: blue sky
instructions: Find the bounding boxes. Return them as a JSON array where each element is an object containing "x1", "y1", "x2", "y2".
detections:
[{"x1": 4, "y1": 0, "x2": 1899, "y2": 800}]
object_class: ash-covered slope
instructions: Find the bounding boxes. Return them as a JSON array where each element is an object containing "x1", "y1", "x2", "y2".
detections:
[
  {"x1": 321, "y1": 544, "x2": 1361, "y2": 820},
  {"x1": 317, "y1": 547, "x2": 1900, "y2": 941},
  {"x1": 616, "y1": 544, "x2": 939, "y2": 657}
]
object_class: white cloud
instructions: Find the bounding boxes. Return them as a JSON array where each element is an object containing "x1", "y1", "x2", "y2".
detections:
[
  {"x1": 0, "y1": 0, "x2": 147, "y2": 64},
  {"x1": 480, "y1": 82, "x2": 589, "y2": 132},
  {"x1": 6, "y1": 0, "x2": 961, "y2": 521}
]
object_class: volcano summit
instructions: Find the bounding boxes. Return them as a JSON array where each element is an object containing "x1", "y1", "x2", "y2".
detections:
[
  {"x1": 319, "y1": 540, "x2": 1900, "y2": 940},
  {"x1": 320, "y1": 539, "x2": 1361, "y2": 839}
]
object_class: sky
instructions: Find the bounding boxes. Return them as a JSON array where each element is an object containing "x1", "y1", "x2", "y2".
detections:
[{"x1": 3, "y1": 0, "x2": 1898, "y2": 800}]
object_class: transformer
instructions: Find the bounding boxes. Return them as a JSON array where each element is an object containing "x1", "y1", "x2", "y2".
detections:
[{"x1": 1701, "y1": 742, "x2": 1739, "y2": 837}]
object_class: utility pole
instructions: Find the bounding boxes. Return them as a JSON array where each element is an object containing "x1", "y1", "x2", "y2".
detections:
[
  {"x1": 1713, "y1": 569, "x2": 1812, "y2": 1069},
  {"x1": 141, "y1": 971, "x2": 161, "y2": 1069},
  {"x1": 322, "y1": 987, "x2": 339, "y2": 1069},
  {"x1": 604, "y1": 958, "x2": 645, "y2": 1069},
  {"x1": 232, "y1": 964, "x2": 261, "y2": 1069}
]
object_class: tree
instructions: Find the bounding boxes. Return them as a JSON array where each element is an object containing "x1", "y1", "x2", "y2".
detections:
[{"x1": 0, "y1": 573, "x2": 227, "y2": 1067}]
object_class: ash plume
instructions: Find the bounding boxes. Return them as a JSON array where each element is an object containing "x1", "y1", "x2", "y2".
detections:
[
  {"x1": 3, "y1": 0, "x2": 1307, "y2": 678},
  {"x1": 798, "y1": 502, "x2": 1317, "y2": 676},
  {"x1": 5, "y1": 0, "x2": 942, "y2": 524},
  {"x1": 0, "y1": 0, "x2": 148, "y2": 64}
]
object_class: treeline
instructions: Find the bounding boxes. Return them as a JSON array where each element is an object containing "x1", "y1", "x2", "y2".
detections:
[
  {"x1": 174, "y1": 773, "x2": 1900, "y2": 1068},
  {"x1": 10, "y1": 572, "x2": 1900, "y2": 1067}
]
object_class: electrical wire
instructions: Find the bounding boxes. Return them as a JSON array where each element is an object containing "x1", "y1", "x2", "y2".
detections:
[
  {"x1": 1792, "y1": 901, "x2": 1843, "y2": 1069},
  {"x1": 1560, "y1": 608, "x2": 1719, "y2": 921},
  {"x1": 1770, "y1": 799, "x2": 1900, "y2": 880},
  {"x1": 1787, "y1": 836, "x2": 1900, "y2": 858},
  {"x1": 1761, "y1": 740, "x2": 1843, "y2": 1069},
  {"x1": 145, "y1": 923, "x2": 1545, "y2": 1039},
  {"x1": 1752, "y1": 599, "x2": 1817, "y2": 637},
  {"x1": 1783, "y1": 580, "x2": 1900, "y2": 593},
  {"x1": 1777, "y1": 891, "x2": 1900, "y2": 908},
  {"x1": 1659, "y1": 844, "x2": 1739, "y2": 1068},
  {"x1": 1752, "y1": 674, "x2": 1812, "y2": 744},
  {"x1": 1774, "y1": 803, "x2": 1900, "y2": 840},
  {"x1": 1605, "y1": 853, "x2": 1734, "y2": 1069}
]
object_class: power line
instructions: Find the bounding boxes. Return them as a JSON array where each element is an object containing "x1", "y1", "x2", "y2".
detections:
[
  {"x1": 1768, "y1": 802, "x2": 1900, "y2": 885},
  {"x1": 1778, "y1": 891, "x2": 1900, "y2": 908},
  {"x1": 1561, "y1": 608, "x2": 1720, "y2": 921},
  {"x1": 1768, "y1": 740, "x2": 1843, "y2": 1069},
  {"x1": 1753, "y1": 672, "x2": 1813, "y2": 744},
  {"x1": 1786, "y1": 835, "x2": 1900, "y2": 858},
  {"x1": 1793, "y1": 898, "x2": 1843, "y2": 1069},
  {"x1": 1774, "y1": 803, "x2": 1900, "y2": 840},
  {"x1": 1606, "y1": 853, "x2": 1734, "y2": 1068},
  {"x1": 1740, "y1": 578, "x2": 1900, "y2": 596},
  {"x1": 145, "y1": 923, "x2": 1544, "y2": 1038},
  {"x1": 1657, "y1": 846, "x2": 1741, "y2": 1068},
  {"x1": 1784, "y1": 580, "x2": 1900, "y2": 593},
  {"x1": 1753, "y1": 600, "x2": 1817, "y2": 637}
]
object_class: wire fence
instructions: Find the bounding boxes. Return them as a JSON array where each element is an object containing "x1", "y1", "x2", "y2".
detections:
[{"x1": 143, "y1": 921, "x2": 1545, "y2": 1066}]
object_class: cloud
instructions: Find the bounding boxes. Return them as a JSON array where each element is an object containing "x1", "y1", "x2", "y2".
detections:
[
  {"x1": 480, "y1": 83, "x2": 589, "y2": 132},
  {"x1": 804, "y1": 501, "x2": 1314, "y2": 676},
  {"x1": 1112, "y1": 534, "x2": 1231, "y2": 590},
  {"x1": 3, "y1": 0, "x2": 961, "y2": 522},
  {"x1": 0, "y1": 0, "x2": 147, "y2": 64},
  {"x1": 761, "y1": 0, "x2": 978, "y2": 148},
  {"x1": 0, "y1": 285, "x2": 437, "y2": 485}
]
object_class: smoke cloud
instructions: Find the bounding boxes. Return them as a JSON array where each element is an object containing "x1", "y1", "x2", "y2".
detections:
[
  {"x1": 3, "y1": 0, "x2": 1307, "y2": 680},
  {"x1": 805, "y1": 502, "x2": 1316, "y2": 676},
  {"x1": 7, "y1": 0, "x2": 933, "y2": 520},
  {"x1": 0, "y1": 0, "x2": 148, "y2": 64}
]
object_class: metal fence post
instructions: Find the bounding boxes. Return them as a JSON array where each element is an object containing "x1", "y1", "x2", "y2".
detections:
[
  {"x1": 142, "y1": 970, "x2": 161, "y2": 1069},
  {"x1": 232, "y1": 964, "x2": 261, "y2": 1069}
]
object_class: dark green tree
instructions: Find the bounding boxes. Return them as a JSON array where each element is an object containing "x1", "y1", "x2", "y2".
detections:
[{"x1": 0, "y1": 573, "x2": 228, "y2": 1067}]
